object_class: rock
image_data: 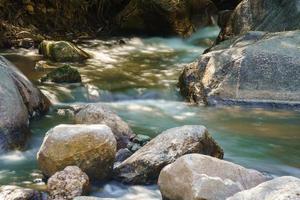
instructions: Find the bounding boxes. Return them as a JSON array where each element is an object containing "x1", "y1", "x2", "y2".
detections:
[
  {"x1": 228, "y1": 176, "x2": 300, "y2": 200},
  {"x1": 132, "y1": 134, "x2": 151, "y2": 146},
  {"x1": 0, "y1": 185, "x2": 42, "y2": 200},
  {"x1": 37, "y1": 124, "x2": 117, "y2": 180},
  {"x1": 47, "y1": 166, "x2": 89, "y2": 200},
  {"x1": 115, "y1": 148, "x2": 133, "y2": 164},
  {"x1": 212, "y1": 0, "x2": 242, "y2": 10},
  {"x1": 127, "y1": 142, "x2": 142, "y2": 153},
  {"x1": 0, "y1": 56, "x2": 49, "y2": 153},
  {"x1": 179, "y1": 30, "x2": 300, "y2": 108},
  {"x1": 158, "y1": 154, "x2": 268, "y2": 200},
  {"x1": 219, "y1": 0, "x2": 300, "y2": 41},
  {"x1": 115, "y1": 0, "x2": 217, "y2": 37},
  {"x1": 74, "y1": 104, "x2": 135, "y2": 149},
  {"x1": 38, "y1": 40, "x2": 90, "y2": 62},
  {"x1": 114, "y1": 125, "x2": 224, "y2": 184},
  {"x1": 40, "y1": 65, "x2": 81, "y2": 83}
]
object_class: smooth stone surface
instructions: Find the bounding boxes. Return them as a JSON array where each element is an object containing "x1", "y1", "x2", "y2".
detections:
[
  {"x1": 179, "y1": 30, "x2": 300, "y2": 107},
  {"x1": 227, "y1": 176, "x2": 300, "y2": 200},
  {"x1": 158, "y1": 154, "x2": 268, "y2": 200},
  {"x1": 114, "y1": 125, "x2": 224, "y2": 184},
  {"x1": 39, "y1": 40, "x2": 90, "y2": 62},
  {"x1": 0, "y1": 185, "x2": 42, "y2": 200},
  {"x1": 37, "y1": 124, "x2": 117, "y2": 180},
  {"x1": 47, "y1": 166, "x2": 89, "y2": 200},
  {"x1": 0, "y1": 56, "x2": 49, "y2": 153},
  {"x1": 74, "y1": 104, "x2": 135, "y2": 149}
]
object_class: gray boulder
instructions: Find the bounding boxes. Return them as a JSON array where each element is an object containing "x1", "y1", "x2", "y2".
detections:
[
  {"x1": 114, "y1": 125, "x2": 224, "y2": 184},
  {"x1": 39, "y1": 40, "x2": 90, "y2": 62},
  {"x1": 0, "y1": 185, "x2": 42, "y2": 200},
  {"x1": 179, "y1": 30, "x2": 300, "y2": 108},
  {"x1": 219, "y1": 0, "x2": 300, "y2": 41},
  {"x1": 74, "y1": 104, "x2": 135, "y2": 149},
  {"x1": 228, "y1": 176, "x2": 300, "y2": 200},
  {"x1": 158, "y1": 154, "x2": 268, "y2": 200},
  {"x1": 47, "y1": 166, "x2": 89, "y2": 200},
  {"x1": 0, "y1": 56, "x2": 49, "y2": 153},
  {"x1": 37, "y1": 124, "x2": 117, "y2": 180}
]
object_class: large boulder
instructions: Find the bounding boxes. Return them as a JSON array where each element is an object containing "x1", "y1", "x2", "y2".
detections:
[
  {"x1": 47, "y1": 166, "x2": 89, "y2": 200},
  {"x1": 38, "y1": 40, "x2": 90, "y2": 62},
  {"x1": 114, "y1": 0, "x2": 217, "y2": 37},
  {"x1": 219, "y1": 0, "x2": 300, "y2": 41},
  {"x1": 74, "y1": 104, "x2": 135, "y2": 149},
  {"x1": 114, "y1": 125, "x2": 224, "y2": 184},
  {"x1": 41, "y1": 65, "x2": 82, "y2": 83},
  {"x1": 179, "y1": 30, "x2": 300, "y2": 107},
  {"x1": 0, "y1": 56, "x2": 49, "y2": 153},
  {"x1": 158, "y1": 154, "x2": 268, "y2": 200},
  {"x1": 37, "y1": 124, "x2": 117, "y2": 180},
  {"x1": 0, "y1": 185, "x2": 42, "y2": 200},
  {"x1": 228, "y1": 176, "x2": 300, "y2": 200}
]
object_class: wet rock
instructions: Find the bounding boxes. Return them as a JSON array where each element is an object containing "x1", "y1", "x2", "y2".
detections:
[
  {"x1": 115, "y1": 0, "x2": 217, "y2": 37},
  {"x1": 158, "y1": 154, "x2": 268, "y2": 200},
  {"x1": 132, "y1": 134, "x2": 151, "y2": 146},
  {"x1": 74, "y1": 104, "x2": 135, "y2": 149},
  {"x1": 39, "y1": 40, "x2": 90, "y2": 62},
  {"x1": 228, "y1": 176, "x2": 300, "y2": 200},
  {"x1": 219, "y1": 0, "x2": 300, "y2": 41},
  {"x1": 115, "y1": 148, "x2": 133, "y2": 165},
  {"x1": 179, "y1": 30, "x2": 300, "y2": 107},
  {"x1": 47, "y1": 166, "x2": 89, "y2": 200},
  {"x1": 37, "y1": 124, "x2": 117, "y2": 180},
  {"x1": 40, "y1": 65, "x2": 81, "y2": 83},
  {"x1": 0, "y1": 185, "x2": 42, "y2": 200},
  {"x1": 127, "y1": 142, "x2": 142, "y2": 153},
  {"x1": 114, "y1": 125, "x2": 224, "y2": 184},
  {"x1": 0, "y1": 56, "x2": 49, "y2": 153}
]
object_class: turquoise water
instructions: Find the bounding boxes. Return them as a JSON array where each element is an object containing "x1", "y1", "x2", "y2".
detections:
[{"x1": 0, "y1": 26, "x2": 299, "y2": 199}]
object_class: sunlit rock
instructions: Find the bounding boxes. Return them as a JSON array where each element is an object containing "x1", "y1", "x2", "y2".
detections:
[
  {"x1": 158, "y1": 154, "x2": 268, "y2": 200},
  {"x1": 228, "y1": 176, "x2": 300, "y2": 200},
  {"x1": 47, "y1": 166, "x2": 89, "y2": 200},
  {"x1": 74, "y1": 104, "x2": 135, "y2": 149},
  {"x1": 0, "y1": 185, "x2": 42, "y2": 200},
  {"x1": 114, "y1": 125, "x2": 224, "y2": 184},
  {"x1": 0, "y1": 56, "x2": 49, "y2": 153},
  {"x1": 179, "y1": 30, "x2": 300, "y2": 108},
  {"x1": 37, "y1": 124, "x2": 117, "y2": 180},
  {"x1": 39, "y1": 40, "x2": 90, "y2": 62}
]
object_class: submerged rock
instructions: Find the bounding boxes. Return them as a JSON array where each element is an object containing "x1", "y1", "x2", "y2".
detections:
[
  {"x1": 114, "y1": 125, "x2": 224, "y2": 184},
  {"x1": 115, "y1": 0, "x2": 217, "y2": 37},
  {"x1": 179, "y1": 30, "x2": 300, "y2": 107},
  {"x1": 47, "y1": 166, "x2": 89, "y2": 200},
  {"x1": 37, "y1": 124, "x2": 117, "y2": 180},
  {"x1": 158, "y1": 154, "x2": 268, "y2": 200},
  {"x1": 39, "y1": 40, "x2": 90, "y2": 62},
  {"x1": 0, "y1": 185, "x2": 42, "y2": 200},
  {"x1": 0, "y1": 56, "x2": 49, "y2": 153},
  {"x1": 228, "y1": 176, "x2": 300, "y2": 200},
  {"x1": 219, "y1": 0, "x2": 300, "y2": 41},
  {"x1": 40, "y1": 65, "x2": 81, "y2": 83},
  {"x1": 74, "y1": 104, "x2": 135, "y2": 149}
]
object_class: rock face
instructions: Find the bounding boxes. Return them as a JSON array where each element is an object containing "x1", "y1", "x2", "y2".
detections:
[
  {"x1": 114, "y1": 125, "x2": 224, "y2": 184},
  {"x1": 41, "y1": 65, "x2": 82, "y2": 83},
  {"x1": 39, "y1": 40, "x2": 90, "y2": 62},
  {"x1": 0, "y1": 56, "x2": 49, "y2": 153},
  {"x1": 228, "y1": 176, "x2": 300, "y2": 200},
  {"x1": 219, "y1": 0, "x2": 300, "y2": 41},
  {"x1": 0, "y1": 185, "x2": 42, "y2": 200},
  {"x1": 179, "y1": 30, "x2": 300, "y2": 107},
  {"x1": 47, "y1": 166, "x2": 89, "y2": 200},
  {"x1": 74, "y1": 104, "x2": 135, "y2": 149},
  {"x1": 158, "y1": 154, "x2": 268, "y2": 200},
  {"x1": 37, "y1": 124, "x2": 117, "y2": 180},
  {"x1": 115, "y1": 0, "x2": 217, "y2": 37}
]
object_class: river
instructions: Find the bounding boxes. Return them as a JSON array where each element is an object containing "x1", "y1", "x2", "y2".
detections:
[{"x1": 0, "y1": 27, "x2": 299, "y2": 199}]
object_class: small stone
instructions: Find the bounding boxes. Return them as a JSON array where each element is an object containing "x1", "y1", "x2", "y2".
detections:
[{"x1": 40, "y1": 65, "x2": 81, "y2": 83}]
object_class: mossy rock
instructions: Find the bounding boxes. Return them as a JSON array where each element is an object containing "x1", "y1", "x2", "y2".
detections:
[
  {"x1": 39, "y1": 40, "x2": 90, "y2": 62},
  {"x1": 41, "y1": 65, "x2": 81, "y2": 83}
]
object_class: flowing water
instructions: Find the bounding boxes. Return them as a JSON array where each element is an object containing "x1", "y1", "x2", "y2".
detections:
[{"x1": 0, "y1": 27, "x2": 300, "y2": 199}]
